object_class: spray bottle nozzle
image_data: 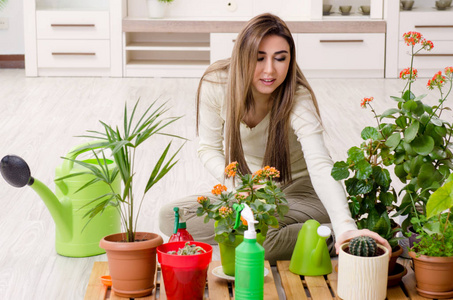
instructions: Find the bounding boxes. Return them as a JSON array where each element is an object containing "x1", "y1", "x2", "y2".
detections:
[
  {"x1": 233, "y1": 203, "x2": 257, "y2": 240},
  {"x1": 173, "y1": 207, "x2": 181, "y2": 234}
]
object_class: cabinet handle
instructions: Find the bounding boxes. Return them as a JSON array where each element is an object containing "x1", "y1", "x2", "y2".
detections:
[
  {"x1": 51, "y1": 24, "x2": 95, "y2": 27},
  {"x1": 319, "y1": 40, "x2": 364, "y2": 43},
  {"x1": 414, "y1": 25, "x2": 453, "y2": 28},
  {"x1": 415, "y1": 53, "x2": 453, "y2": 57},
  {"x1": 52, "y1": 52, "x2": 96, "y2": 56}
]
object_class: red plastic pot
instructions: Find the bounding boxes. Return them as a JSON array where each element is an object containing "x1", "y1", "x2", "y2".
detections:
[{"x1": 157, "y1": 241, "x2": 212, "y2": 300}]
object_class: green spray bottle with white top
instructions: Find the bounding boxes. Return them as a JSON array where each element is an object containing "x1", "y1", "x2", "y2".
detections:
[{"x1": 233, "y1": 203, "x2": 265, "y2": 300}]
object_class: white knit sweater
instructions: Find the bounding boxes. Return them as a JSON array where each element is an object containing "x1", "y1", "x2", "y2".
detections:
[{"x1": 197, "y1": 70, "x2": 357, "y2": 238}]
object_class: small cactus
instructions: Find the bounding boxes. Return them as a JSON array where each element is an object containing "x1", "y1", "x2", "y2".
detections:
[{"x1": 348, "y1": 236, "x2": 378, "y2": 257}]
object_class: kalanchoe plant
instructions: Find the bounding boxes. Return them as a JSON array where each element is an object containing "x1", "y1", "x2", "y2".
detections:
[
  {"x1": 332, "y1": 32, "x2": 453, "y2": 243},
  {"x1": 348, "y1": 236, "x2": 378, "y2": 257},
  {"x1": 196, "y1": 162, "x2": 288, "y2": 243}
]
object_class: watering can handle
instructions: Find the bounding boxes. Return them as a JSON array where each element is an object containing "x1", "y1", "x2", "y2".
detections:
[{"x1": 62, "y1": 141, "x2": 105, "y2": 174}]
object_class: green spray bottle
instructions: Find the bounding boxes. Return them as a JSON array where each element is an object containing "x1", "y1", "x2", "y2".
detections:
[{"x1": 233, "y1": 203, "x2": 265, "y2": 300}]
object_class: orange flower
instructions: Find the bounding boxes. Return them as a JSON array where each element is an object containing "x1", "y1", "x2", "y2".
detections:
[
  {"x1": 211, "y1": 184, "x2": 227, "y2": 196},
  {"x1": 225, "y1": 161, "x2": 238, "y2": 178},
  {"x1": 427, "y1": 71, "x2": 446, "y2": 90},
  {"x1": 399, "y1": 68, "x2": 418, "y2": 80},
  {"x1": 240, "y1": 216, "x2": 248, "y2": 226},
  {"x1": 360, "y1": 97, "x2": 374, "y2": 108},
  {"x1": 421, "y1": 39, "x2": 434, "y2": 51},
  {"x1": 219, "y1": 206, "x2": 232, "y2": 217},
  {"x1": 403, "y1": 31, "x2": 422, "y2": 46},
  {"x1": 445, "y1": 66, "x2": 453, "y2": 76},
  {"x1": 197, "y1": 196, "x2": 207, "y2": 204}
]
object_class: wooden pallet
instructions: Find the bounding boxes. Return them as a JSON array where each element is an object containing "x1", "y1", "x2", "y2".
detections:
[{"x1": 84, "y1": 259, "x2": 452, "y2": 300}]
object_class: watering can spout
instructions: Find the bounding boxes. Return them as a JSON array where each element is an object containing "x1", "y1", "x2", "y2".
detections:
[
  {"x1": 30, "y1": 178, "x2": 72, "y2": 239},
  {"x1": 0, "y1": 155, "x2": 72, "y2": 239}
]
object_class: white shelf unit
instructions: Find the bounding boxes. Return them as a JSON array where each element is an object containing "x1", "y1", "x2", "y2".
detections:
[
  {"x1": 24, "y1": 0, "x2": 123, "y2": 77},
  {"x1": 123, "y1": 32, "x2": 211, "y2": 77}
]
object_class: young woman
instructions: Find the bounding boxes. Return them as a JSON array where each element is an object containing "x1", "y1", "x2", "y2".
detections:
[{"x1": 159, "y1": 13, "x2": 390, "y2": 264}]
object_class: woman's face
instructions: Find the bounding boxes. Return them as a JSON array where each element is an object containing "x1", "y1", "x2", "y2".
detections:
[{"x1": 252, "y1": 34, "x2": 291, "y2": 101}]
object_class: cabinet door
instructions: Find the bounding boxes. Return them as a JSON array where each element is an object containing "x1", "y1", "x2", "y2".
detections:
[
  {"x1": 399, "y1": 12, "x2": 453, "y2": 41},
  {"x1": 210, "y1": 33, "x2": 237, "y2": 64},
  {"x1": 297, "y1": 33, "x2": 385, "y2": 78},
  {"x1": 36, "y1": 11, "x2": 110, "y2": 40},
  {"x1": 37, "y1": 40, "x2": 110, "y2": 68}
]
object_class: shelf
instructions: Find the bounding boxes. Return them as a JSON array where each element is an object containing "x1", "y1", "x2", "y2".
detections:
[
  {"x1": 125, "y1": 41, "x2": 210, "y2": 51},
  {"x1": 126, "y1": 60, "x2": 210, "y2": 67},
  {"x1": 125, "y1": 60, "x2": 209, "y2": 78}
]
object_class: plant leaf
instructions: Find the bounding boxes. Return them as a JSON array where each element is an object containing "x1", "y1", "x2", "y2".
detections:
[{"x1": 411, "y1": 135, "x2": 435, "y2": 156}]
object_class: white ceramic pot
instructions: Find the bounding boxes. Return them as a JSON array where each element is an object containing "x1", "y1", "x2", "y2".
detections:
[
  {"x1": 337, "y1": 243, "x2": 389, "y2": 300},
  {"x1": 147, "y1": 0, "x2": 168, "y2": 19}
]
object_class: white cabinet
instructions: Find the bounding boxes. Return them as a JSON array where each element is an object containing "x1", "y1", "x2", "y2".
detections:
[
  {"x1": 23, "y1": 0, "x2": 123, "y2": 77},
  {"x1": 398, "y1": 11, "x2": 453, "y2": 78},
  {"x1": 297, "y1": 33, "x2": 385, "y2": 78}
]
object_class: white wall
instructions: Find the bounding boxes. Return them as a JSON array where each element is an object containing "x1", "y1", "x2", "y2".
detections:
[{"x1": 0, "y1": 0, "x2": 24, "y2": 54}]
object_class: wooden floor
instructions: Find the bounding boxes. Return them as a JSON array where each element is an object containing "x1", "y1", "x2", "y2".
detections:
[{"x1": 0, "y1": 68, "x2": 448, "y2": 299}]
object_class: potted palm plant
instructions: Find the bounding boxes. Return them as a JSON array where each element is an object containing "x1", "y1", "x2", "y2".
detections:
[
  {"x1": 67, "y1": 99, "x2": 184, "y2": 298},
  {"x1": 408, "y1": 173, "x2": 453, "y2": 298}
]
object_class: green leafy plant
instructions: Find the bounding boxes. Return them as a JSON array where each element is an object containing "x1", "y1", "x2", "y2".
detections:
[
  {"x1": 196, "y1": 162, "x2": 288, "y2": 243},
  {"x1": 412, "y1": 173, "x2": 453, "y2": 257},
  {"x1": 331, "y1": 121, "x2": 401, "y2": 250},
  {"x1": 332, "y1": 32, "x2": 453, "y2": 245},
  {"x1": 348, "y1": 236, "x2": 378, "y2": 257},
  {"x1": 158, "y1": 0, "x2": 174, "y2": 3},
  {"x1": 0, "y1": 0, "x2": 8, "y2": 11},
  {"x1": 58, "y1": 99, "x2": 185, "y2": 242}
]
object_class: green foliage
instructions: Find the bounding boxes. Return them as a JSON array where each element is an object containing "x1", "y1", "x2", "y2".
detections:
[
  {"x1": 62, "y1": 99, "x2": 185, "y2": 242},
  {"x1": 332, "y1": 33, "x2": 453, "y2": 255},
  {"x1": 331, "y1": 125, "x2": 401, "y2": 250},
  {"x1": 0, "y1": 0, "x2": 8, "y2": 11},
  {"x1": 196, "y1": 164, "x2": 288, "y2": 243},
  {"x1": 412, "y1": 174, "x2": 453, "y2": 257},
  {"x1": 348, "y1": 236, "x2": 378, "y2": 257}
]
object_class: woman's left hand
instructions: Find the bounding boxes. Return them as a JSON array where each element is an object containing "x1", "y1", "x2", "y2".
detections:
[{"x1": 335, "y1": 229, "x2": 392, "y2": 258}]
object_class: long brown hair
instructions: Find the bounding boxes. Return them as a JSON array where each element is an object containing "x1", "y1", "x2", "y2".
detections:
[{"x1": 196, "y1": 13, "x2": 319, "y2": 183}]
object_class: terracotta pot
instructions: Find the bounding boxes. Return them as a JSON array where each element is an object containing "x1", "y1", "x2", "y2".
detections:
[
  {"x1": 337, "y1": 243, "x2": 389, "y2": 300},
  {"x1": 409, "y1": 251, "x2": 453, "y2": 298},
  {"x1": 388, "y1": 244, "x2": 403, "y2": 274},
  {"x1": 99, "y1": 232, "x2": 163, "y2": 298}
]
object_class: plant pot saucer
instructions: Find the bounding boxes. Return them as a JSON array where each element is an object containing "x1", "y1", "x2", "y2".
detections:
[
  {"x1": 387, "y1": 263, "x2": 407, "y2": 287},
  {"x1": 416, "y1": 287, "x2": 453, "y2": 299},
  {"x1": 415, "y1": 287, "x2": 453, "y2": 299}
]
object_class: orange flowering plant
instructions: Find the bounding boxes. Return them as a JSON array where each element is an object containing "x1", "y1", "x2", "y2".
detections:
[
  {"x1": 196, "y1": 162, "x2": 288, "y2": 243},
  {"x1": 332, "y1": 31, "x2": 453, "y2": 250}
]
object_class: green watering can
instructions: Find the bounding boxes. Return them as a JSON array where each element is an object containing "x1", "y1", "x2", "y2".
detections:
[
  {"x1": 289, "y1": 219, "x2": 332, "y2": 276},
  {"x1": 0, "y1": 144, "x2": 121, "y2": 257}
]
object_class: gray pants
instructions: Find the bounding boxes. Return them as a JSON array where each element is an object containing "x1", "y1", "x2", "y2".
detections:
[{"x1": 159, "y1": 176, "x2": 335, "y2": 265}]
